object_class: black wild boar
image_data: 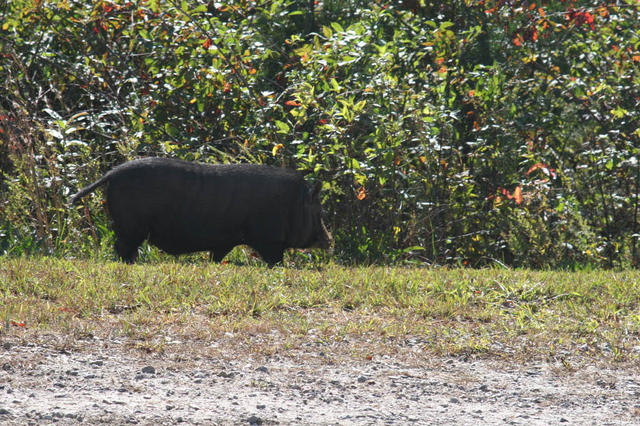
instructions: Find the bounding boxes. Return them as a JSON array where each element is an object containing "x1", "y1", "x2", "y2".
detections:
[{"x1": 69, "y1": 157, "x2": 333, "y2": 266}]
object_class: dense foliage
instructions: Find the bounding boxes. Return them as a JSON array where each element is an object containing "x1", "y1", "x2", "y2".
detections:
[{"x1": 1, "y1": 0, "x2": 639, "y2": 267}]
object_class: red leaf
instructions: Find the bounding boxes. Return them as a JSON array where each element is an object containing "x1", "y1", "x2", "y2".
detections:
[
  {"x1": 497, "y1": 187, "x2": 523, "y2": 205},
  {"x1": 585, "y1": 12, "x2": 594, "y2": 24},
  {"x1": 527, "y1": 162, "x2": 557, "y2": 179},
  {"x1": 203, "y1": 38, "x2": 212, "y2": 49},
  {"x1": 285, "y1": 100, "x2": 301, "y2": 107},
  {"x1": 567, "y1": 9, "x2": 596, "y2": 30},
  {"x1": 513, "y1": 186, "x2": 523, "y2": 205},
  {"x1": 512, "y1": 34, "x2": 523, "y2": 47}
]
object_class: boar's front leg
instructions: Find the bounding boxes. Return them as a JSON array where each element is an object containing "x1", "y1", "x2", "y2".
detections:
[
  {"x1": 115, "y1": 235, "x2": 144, "y2": 264},
  {"x1": 253, "y1": 243, "x2": 285, "y2": 267}
]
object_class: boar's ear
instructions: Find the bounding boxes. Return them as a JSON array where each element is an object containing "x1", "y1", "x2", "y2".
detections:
[{"x1": 309, "y1": 181, "x2": 322, "y2": 201}]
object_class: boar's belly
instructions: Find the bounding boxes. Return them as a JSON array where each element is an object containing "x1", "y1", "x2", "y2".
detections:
[{"x1": 146, "y1": 217, "x2": 242, "y2": 255}]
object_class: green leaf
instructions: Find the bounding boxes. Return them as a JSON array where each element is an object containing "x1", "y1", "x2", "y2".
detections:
[
  {"x1": 322, "y1": 25, "x2": 333, "y2": 39},
  {"x1": 611, "y1": 107, "x2": 627, "y2": 119},
  {"x1": 46, "y1": 129, "x2": 63, "y2": 140},
  {"x1": 354, "y1": 100, "x2": 367, "y2": 112},
  {"x1": 330, "y1": 22, "x2": 344, "y2": 33},
  {"x1": 339, "y1": 55, "x2": 356, "y2": 65},
  {"x1": 403, "y1": 246, "x2": 425, "y2": 252},
  {"x1": 274, "y1": 120, "x2": 290, "y2": 134},
  {"x1": 440, "y1": 21, "x2": 454, "y2": 30},
  {"x1": 165, "y1": 123, "x2": 179, "y2": 138},
  {"x1": 193, "y1": 4, "x2": 207, "y2": 13},
  {"x1": 149, "y1": 0, "x2": 160, "y2": 13},
  {"x1": 606, "y1": 159, "x2": 614, "y2": 171}
]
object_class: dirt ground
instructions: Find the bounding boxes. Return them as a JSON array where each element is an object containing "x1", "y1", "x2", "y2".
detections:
[{"x1": 1, "y1": 335, "x2": 639, "y2": 425}]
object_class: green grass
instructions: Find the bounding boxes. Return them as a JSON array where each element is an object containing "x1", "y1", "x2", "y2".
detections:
[{"x1": 1, "y1": 257, "x2": 639, "y2": 363}]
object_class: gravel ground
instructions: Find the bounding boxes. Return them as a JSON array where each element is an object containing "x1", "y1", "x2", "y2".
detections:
[{"x1": 1, "y1": 338, "x2": 639, "y2": 425}]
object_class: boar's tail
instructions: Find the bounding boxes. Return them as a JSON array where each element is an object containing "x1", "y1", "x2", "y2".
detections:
[{"x1": 68, "y1": 174, "x2": 110, "y2": 205}]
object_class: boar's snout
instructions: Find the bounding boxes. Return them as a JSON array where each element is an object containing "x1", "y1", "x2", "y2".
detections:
[
  {"x1": 305, "y1": 180, "x2": 333, "y2": 254},
  {"x1": 314, "y1": 219, "x2": 334, "y2": 253}
]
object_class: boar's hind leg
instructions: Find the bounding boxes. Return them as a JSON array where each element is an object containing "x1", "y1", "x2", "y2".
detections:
[
  {"x1": 253, "y1": 243, "x2": 284, "y2": 267},
  {"x1": 209, "y1": 245, "x2": 233, "y2": 263}
]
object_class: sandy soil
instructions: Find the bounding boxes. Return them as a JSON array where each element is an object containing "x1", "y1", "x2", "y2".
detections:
[{"x1": 1, "y1": 337, "x2": 639, "y2": 425}]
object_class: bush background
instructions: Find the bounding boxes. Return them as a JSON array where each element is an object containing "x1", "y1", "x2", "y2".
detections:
[{"x1": 1, "y1": 0, "x2": 639, "y2": 268}]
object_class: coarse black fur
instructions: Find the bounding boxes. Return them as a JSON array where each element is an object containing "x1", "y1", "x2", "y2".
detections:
[{"x1": 70, "y1": 158, "x2": 333, "y2": 266}]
